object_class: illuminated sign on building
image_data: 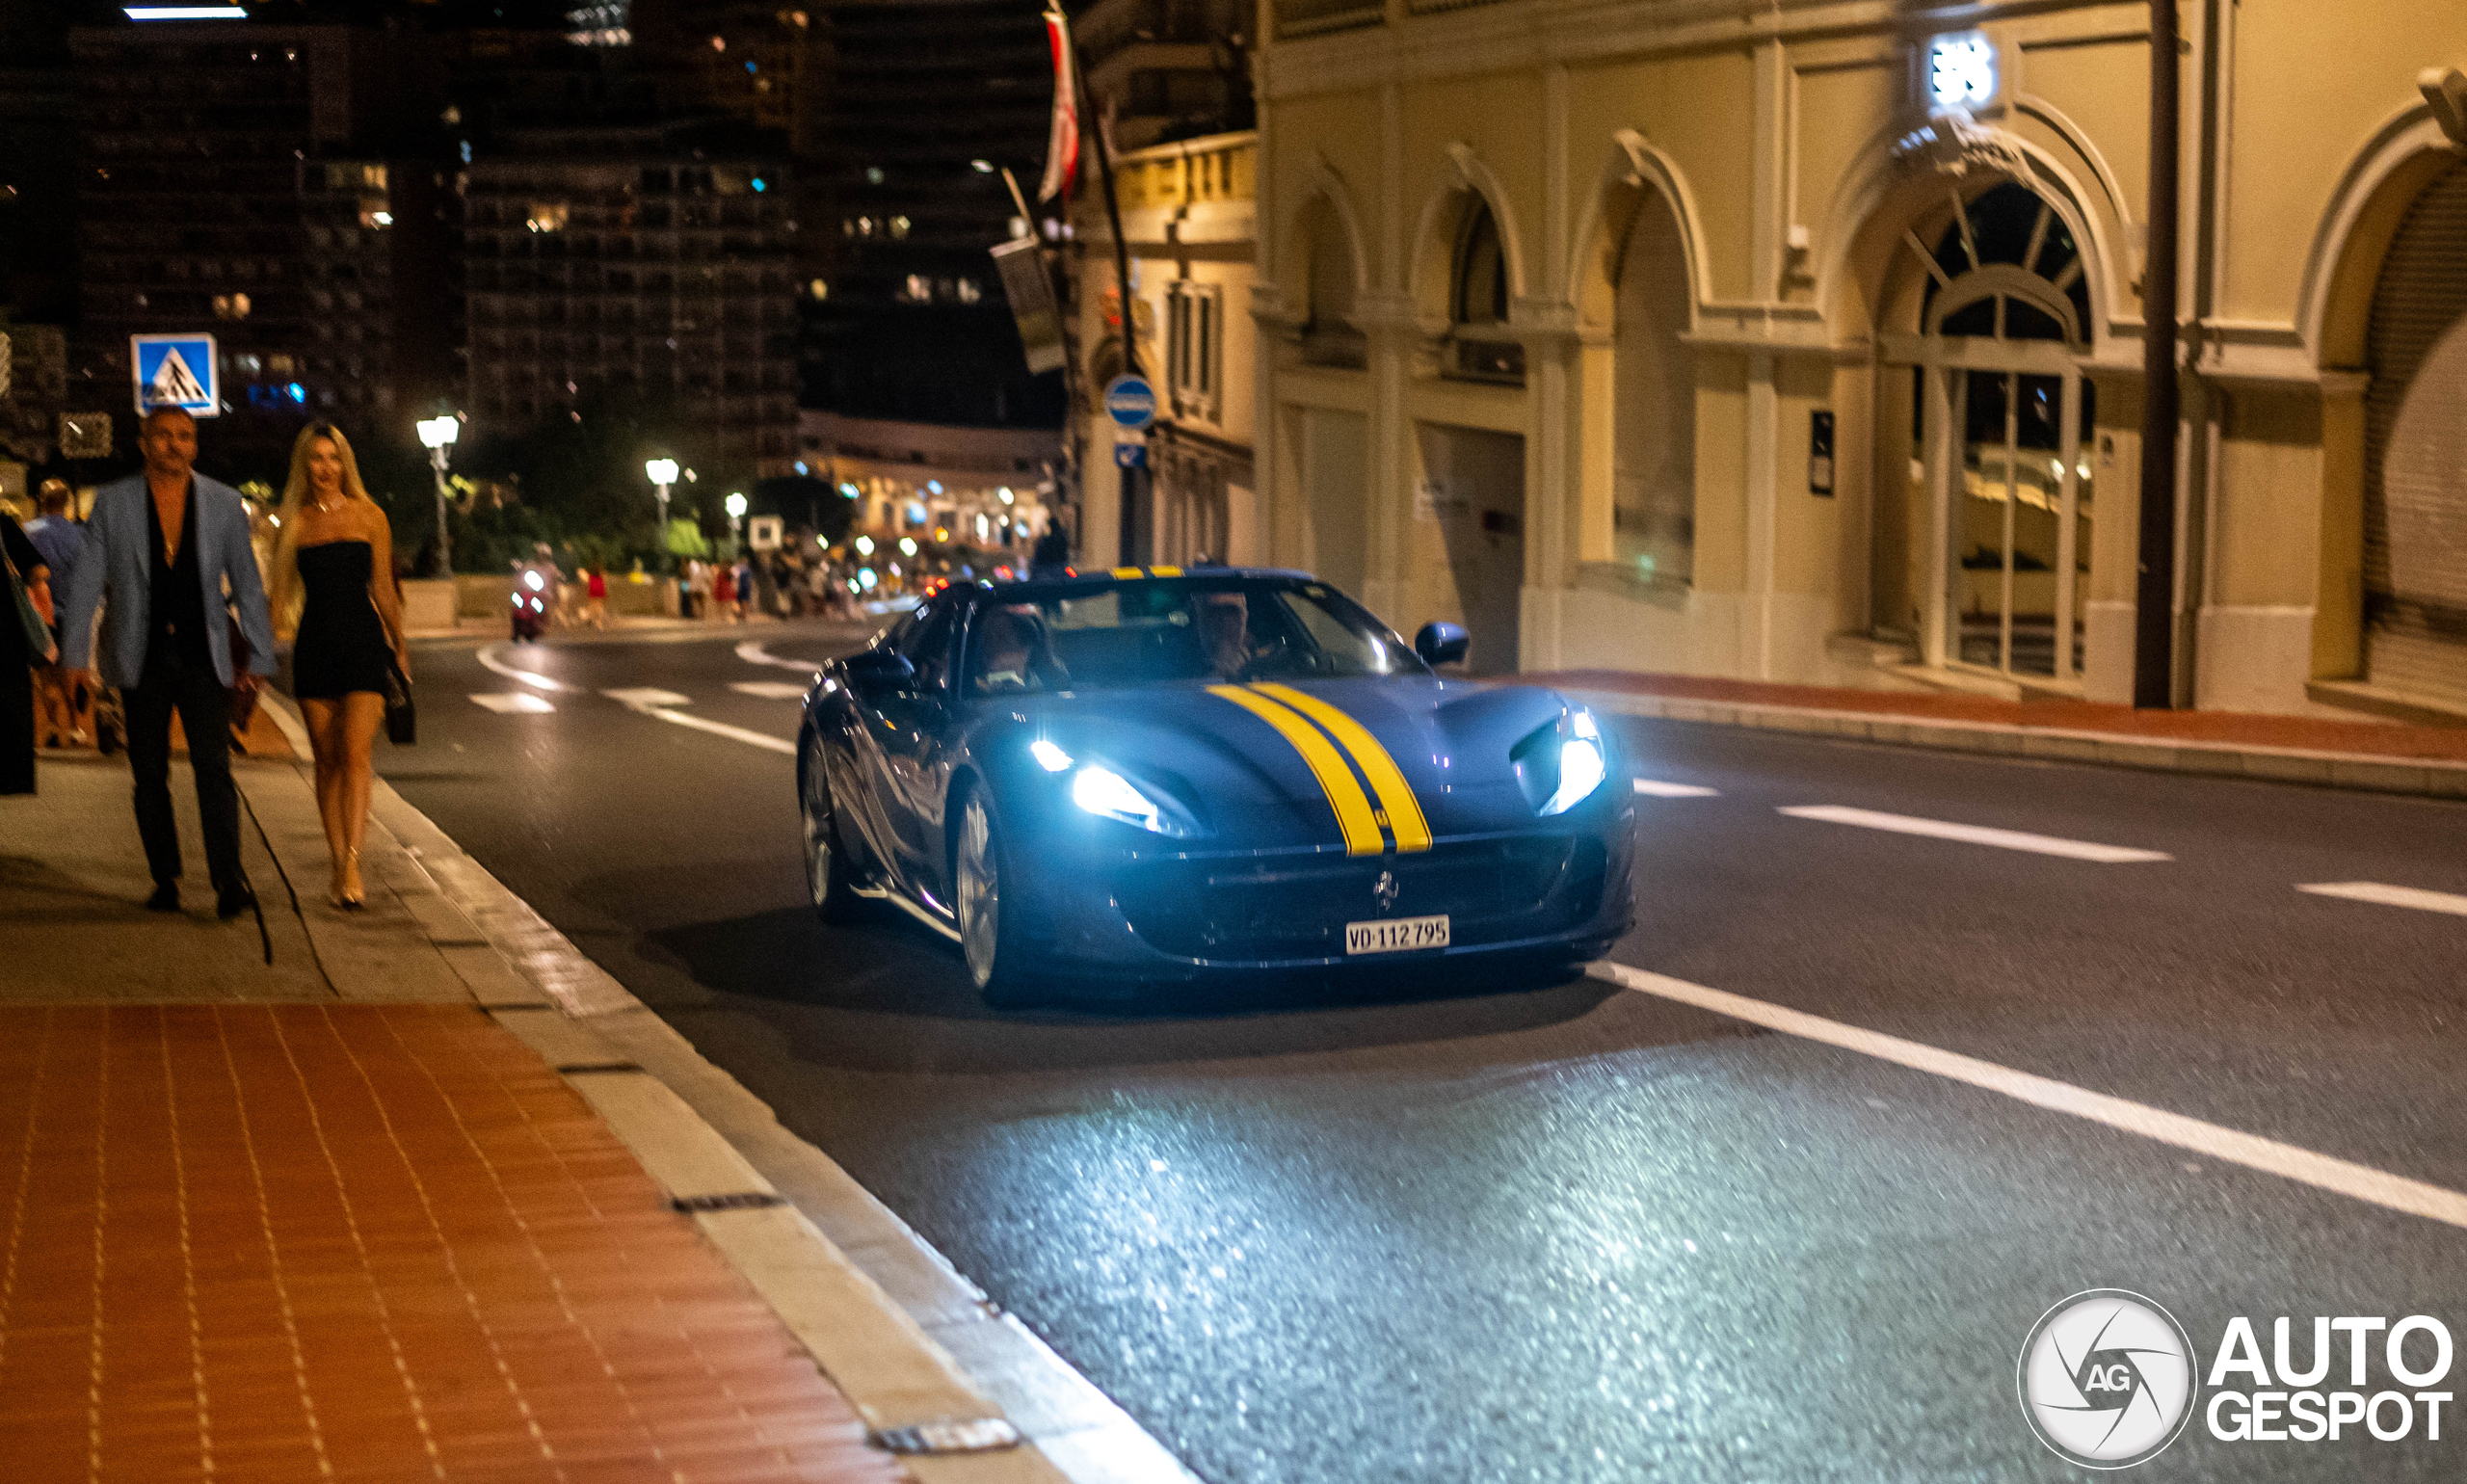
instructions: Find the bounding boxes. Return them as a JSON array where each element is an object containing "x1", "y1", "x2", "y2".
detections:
[{"x1": 1928, "y1": 33, "x2": 1998, "y2": 113}]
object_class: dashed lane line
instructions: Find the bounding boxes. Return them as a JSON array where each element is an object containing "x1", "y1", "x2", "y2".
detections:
[
  {"x1": 601, "y1": 688, "x2": 796, "y2": 755},
  {"x1": 476, "y1": 643, "x2": 567, "y2": 691},
  {"x1": 2297, "y1": 882, "x2": 2467, "y2": 917},
  {"x1": 1633, "y1": 779, "x2": 1720, "y2": 798},
  {"x1": 729, "y1": 681, "x2": 813, "y2": 701},
  {"x1": 469, "y1": 693, "x2": 555, "y2": 714},
  {"x1": 1777, "y1": 805, "x2": 2170, "y2": 863},
  {"x1": 737, "y1": 640, "x2": 823, "y2": 674},
  {"x1": 1587, "y1": 960, "x2": 2467, "y2": 1232}
]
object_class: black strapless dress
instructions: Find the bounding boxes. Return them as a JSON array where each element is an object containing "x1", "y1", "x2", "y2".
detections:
[{"x1": 293, "y1": 540, "x2": 393, "y2": 700}]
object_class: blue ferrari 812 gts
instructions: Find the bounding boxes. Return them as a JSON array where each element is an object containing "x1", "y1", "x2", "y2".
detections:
[{"x1": 797, "y1": 568, "x2": 1635, "y2": 1004}]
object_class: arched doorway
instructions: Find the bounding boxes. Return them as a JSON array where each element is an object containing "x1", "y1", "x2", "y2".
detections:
[
  {"x1": 1877, "y1": 181, "x2": 2096, "y2": 683},
  {"x1": 2363, "y1": 158, "x2": 2467, "y2": 705}
]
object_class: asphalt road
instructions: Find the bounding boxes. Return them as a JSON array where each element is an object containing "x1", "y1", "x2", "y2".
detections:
[{"x1": 377, "y1": 623, "x2": 2467, "y2": 1483}]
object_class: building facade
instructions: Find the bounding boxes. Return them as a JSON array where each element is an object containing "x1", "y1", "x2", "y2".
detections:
[
  {"x1": 67, "y1": 20, "x2": 450, "y2": 477},
  {"x1": 460, "y1": 133, "x2": 800, "y2": 480},
  {"x1": 1074, "y1": 130, "x2": 1260, "y2": 569},
  {"x1": 1256, "y1": 0, "x2": 2467, "y2": 705}
]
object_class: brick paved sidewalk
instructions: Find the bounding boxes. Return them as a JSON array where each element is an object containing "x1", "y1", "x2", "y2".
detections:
[
  {"x1": 1525, "y1": 669, "x2": 2467, "y2": 765},
  {"x1": 0, "y1": 1004, "x2": 906, "y2": 1484}
]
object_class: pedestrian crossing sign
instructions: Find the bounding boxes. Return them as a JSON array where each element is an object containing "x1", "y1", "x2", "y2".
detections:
[{"x1": 131, "y1": 333, "x2": 220, "y2": 417}]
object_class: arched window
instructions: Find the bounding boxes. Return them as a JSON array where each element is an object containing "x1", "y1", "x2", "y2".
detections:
[
  {"x1": 1611, "y1": 194, "x2": 1693, "y2": 586},
  {"x1": 1300, "y1": 196, "x2": 1365, "y2": 368},
  {"x1": 1448, "y1": 198, "x2": 1521, "y2": 381},
  {"x1": 1921, "y1": 181, "x2": 2090, "y2": 344}
]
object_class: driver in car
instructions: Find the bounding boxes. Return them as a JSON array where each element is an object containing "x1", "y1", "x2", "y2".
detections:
[
  {"x1": 974, "y1": 604, "x2": 1057, "y2": 694},
  {"x1": 1195, "y1": 591, "x2": 1256, "y2": 679}
]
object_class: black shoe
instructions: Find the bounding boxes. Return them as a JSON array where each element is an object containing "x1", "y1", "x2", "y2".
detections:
[
  {"x1": 145, "y1": 883, "x2": 181, "y2": 913},
  {"x1": 215, "y1": 886, "x2": 255, "y2": 920}
]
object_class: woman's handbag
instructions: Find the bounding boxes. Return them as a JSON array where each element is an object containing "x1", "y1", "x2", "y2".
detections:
[
  {"x1": 3, "y1": 539, "x2": 55, "y2": 664},
  {"x1": 382, "y1": 651, "x2": 416, "y2": 745}
]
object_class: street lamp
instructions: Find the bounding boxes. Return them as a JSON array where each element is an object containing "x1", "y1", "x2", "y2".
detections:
[
  {"x1": 415, "y1": 414, "x2": 459, "y2": 575},
  {"x1": 725, "y1": 490, "x2": 748, "y2": 558},
  {"x1": 645, "y1": 458, "x2": 678, "y2": 570}
]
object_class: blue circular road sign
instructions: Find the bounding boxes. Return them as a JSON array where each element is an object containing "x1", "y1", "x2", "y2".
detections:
[{"x1": 1102, "y1": 375, "x2": 1157, "y2": 431}]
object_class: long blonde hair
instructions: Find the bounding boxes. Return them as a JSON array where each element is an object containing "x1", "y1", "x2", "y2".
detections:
[{"x1": 265, "y1": 421, "x2": 376, "y2": 639}]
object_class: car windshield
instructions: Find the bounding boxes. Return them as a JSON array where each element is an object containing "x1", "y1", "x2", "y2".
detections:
[{"x1": 963, "y1": 578, "x2": 1422, "y2": 696}]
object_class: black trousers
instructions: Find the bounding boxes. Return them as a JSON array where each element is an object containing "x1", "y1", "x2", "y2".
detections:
[{"x1": 124, "y1": 648, "x2": 244, "y2": 894}]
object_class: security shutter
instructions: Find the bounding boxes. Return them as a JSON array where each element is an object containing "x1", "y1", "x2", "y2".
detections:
[{"x1": 2363, "y1": 160, "x2": 2467, "y2": 706}]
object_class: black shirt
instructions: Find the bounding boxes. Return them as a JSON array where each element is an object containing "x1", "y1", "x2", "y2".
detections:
[{"x1": 146, "y1": 483, "x2": 212, "y2": 669}]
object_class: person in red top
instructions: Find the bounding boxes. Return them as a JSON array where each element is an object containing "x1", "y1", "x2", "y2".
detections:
[
  {"x1": 712, "y1": 560, "x2": 737, "y2": 623},
  {"x1": 584, "y1": 566, "x2": 608, "y2": 629}
]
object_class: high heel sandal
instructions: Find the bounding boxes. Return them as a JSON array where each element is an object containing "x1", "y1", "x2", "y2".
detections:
[{"x1": 339, "y1": 848, "x2": 365, "y2": 911}]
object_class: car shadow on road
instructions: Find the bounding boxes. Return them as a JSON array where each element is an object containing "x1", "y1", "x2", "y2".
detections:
[{"x1": 641, "y1": 902, "x2": 1633, "y2": 1074}]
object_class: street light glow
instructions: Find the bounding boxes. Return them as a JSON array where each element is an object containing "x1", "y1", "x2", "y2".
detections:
[
  {"x1": 415, "y1": 415, "x2": 460, "y2": 449},
  {"x1": 854, "y1": 536, "x2": 874, "y2": 555},
  {"x1": 645, "y1": 458, "x2": 678, "y2": 486},
  {"x1": 725, "y1": 492, "x2": 748, "y2": 518}
]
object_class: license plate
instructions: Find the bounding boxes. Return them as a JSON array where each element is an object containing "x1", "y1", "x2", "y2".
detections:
[{"x1": 1344, "y1": 914, "x2": 1450, "y2": 955}]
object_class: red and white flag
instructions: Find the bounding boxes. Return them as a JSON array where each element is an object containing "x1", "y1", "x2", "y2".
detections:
[{"x1": 1037, "y1": 6, "x2": 1079, "y2": 202}]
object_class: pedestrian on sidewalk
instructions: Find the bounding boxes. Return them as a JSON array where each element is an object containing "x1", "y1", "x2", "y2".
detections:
[
  {"x1": 732, "y1": 556, "x2": 756, "y2": 623},
  {"x1": 263, "y1": 423, "x2": 411, "y2": 911},
  {"x1": 685, "y1": 557, "x2": 711, "y2": 620},
  {"x1": 584, "y1": 564, "x2": 608, "y2": 628},
  {"x1": 712, "y1": 559, "x2": 737, "y2": 623},
  {"x1": 59, "y1": 407, "x2": 277, "y2": 916},
  {"x1": 26, "y1": 562, "x2": 79, "y2": 750},
  {"x1": 1, "y1": 510, "x2": 49, "y2": 794},
  {"x1": 22, "y1": 479, "x2": 88, "y2": 748}
]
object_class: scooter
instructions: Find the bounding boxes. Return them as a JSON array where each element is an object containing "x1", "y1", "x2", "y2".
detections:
[{"x1": 511, "y1": 568, "x2": 550, "y2": 642}]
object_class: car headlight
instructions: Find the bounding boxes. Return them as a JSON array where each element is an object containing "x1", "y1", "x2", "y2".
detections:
[
  {"x1": 1515, "y1": 708, "x2": 1611, "y2": 816},
  {"x1": 1540, "y1": 736, "x2": 1606, "y2": 815},
  {"x1": 1072, "y1": 764, "x2": 1180, "y2": 835}
]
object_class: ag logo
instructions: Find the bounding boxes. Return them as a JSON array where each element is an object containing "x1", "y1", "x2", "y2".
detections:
[{"x1": 2018, "y1": 1289, "x2": 2197, "y2": 1469}]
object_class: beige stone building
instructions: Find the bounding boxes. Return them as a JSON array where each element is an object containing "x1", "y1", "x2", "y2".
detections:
[
  {"x1": 1074, "y1": 131, "x2": 1262, "y2": 570},
  {"x1": 1254, "y1": 0, "x2": 2467, "y2": 704}
]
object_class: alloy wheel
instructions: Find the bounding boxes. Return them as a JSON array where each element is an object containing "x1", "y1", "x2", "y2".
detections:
[{"x1": 957, "y1": 796, "x2": 1000, "y2": 988}]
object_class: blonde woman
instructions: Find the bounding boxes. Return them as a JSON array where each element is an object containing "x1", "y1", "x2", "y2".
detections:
[{"x1": 265, "y1": 423, "x2": 410, "y2": 908}]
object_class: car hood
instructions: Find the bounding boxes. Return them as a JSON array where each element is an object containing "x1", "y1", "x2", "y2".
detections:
[{"x1": 1000, "y1": 676, "x2": 1579, "y2": 850}]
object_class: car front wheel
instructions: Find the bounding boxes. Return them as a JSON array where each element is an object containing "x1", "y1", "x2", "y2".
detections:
[
  {"x1": 801, "y1": 737, "x2": 863, "y2": 923},
  {"x1": 955, "y1": 790, "x2": 1042, "y2": 1008}
]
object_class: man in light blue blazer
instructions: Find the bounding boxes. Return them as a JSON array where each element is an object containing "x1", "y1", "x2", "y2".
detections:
[{"x1": 61, "y1": 407, "x2": 278, "y2": 917}]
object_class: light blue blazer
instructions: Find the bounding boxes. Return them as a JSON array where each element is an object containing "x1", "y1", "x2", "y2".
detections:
[{"x1": 60, "y1": 473, "x2": 278, "y2": 691}]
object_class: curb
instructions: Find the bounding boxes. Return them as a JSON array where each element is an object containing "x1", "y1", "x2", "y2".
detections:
[
  {"x1": 249, "y1": 693, "x2": 1196, "y2": 1484},
  {"x1": 1565, "y1": 687, "x2": 2467, "y2": 802}
]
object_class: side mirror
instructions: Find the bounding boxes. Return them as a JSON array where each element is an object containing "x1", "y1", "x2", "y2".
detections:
[
  {"x1": 1414, "y1": 621, "x2": 1471, "y2": 668},
  {"x1": 842, "y1": 650, "x2": 917, "y2": 689}
]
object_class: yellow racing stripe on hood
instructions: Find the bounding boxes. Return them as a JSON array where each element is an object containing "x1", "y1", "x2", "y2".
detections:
[
  {"x1": 1207, "y1": 685, "x2": 1385, "y2": 856},
  {"x1": 1250, "y1": 683, "x2": 1433, "y2": 852}
]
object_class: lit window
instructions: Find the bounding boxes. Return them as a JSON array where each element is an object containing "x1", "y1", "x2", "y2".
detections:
[
  {"x1": 807, "y1": 278, "x2": 829, "y2": 300},
  {"x1": 527, "y1": 202, "x2": 569, "y2": 232},
  {"x1": 903, "y1": 274, "x2": 931, "y2": 302},
  {"x1": 954, "y1": 278, "x2": 982, "y2": 305},
  {"x1": 889, "y1": 215, "x2": 910, "y2": 239},
  {"x1": 865, "y1": 167, "x2": 885, "y2": 185}
]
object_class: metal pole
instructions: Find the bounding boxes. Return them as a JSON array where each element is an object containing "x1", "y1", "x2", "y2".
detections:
[
  {"x1": 431, "y1": 445, "x2": 453, "y2": 577},
  {"x1": 2134, "y1": 0, "x2": 2182, "y2": 708},
  {"x1": 655, "y1": 483, "x2": 672, "y2": 570},
  {"x1": 1069, "y1": 29, "x2": 1149, "y2": 566}
]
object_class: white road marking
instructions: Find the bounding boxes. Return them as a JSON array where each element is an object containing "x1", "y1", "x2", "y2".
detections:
[
  {"x1": 470, "y1": 692, "x2": 556, "y2": 714},
  {"x1": 601, "y1": 687, "x2": 795, "y2": 755},
  {"x1": 1587, "y1": 960, "x2": 2467, "y2": 1232},
  {"x1": 729, "y1": 680, "x2": 812, "y2": 701},
  {"x1": 737, "y1": 640, "x2": 822, "y2": 673},
  {"x1": 1777, "y1": 805, "x2": 2170, "y2": 862},
  {"x1": 1633, "y1": 779, "x2": 1720, "y2": 798},
  {"x1": 2297, "y1": 882, "x2": 2467, "y2": 917},
  {"x1": 476, "y1": 643, "x2": 567, "y2": 691}
]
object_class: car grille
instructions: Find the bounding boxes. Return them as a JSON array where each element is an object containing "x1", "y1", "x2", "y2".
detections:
[{"x1": 1113, "y1": 835, "x2": 1606, "y2": 962}]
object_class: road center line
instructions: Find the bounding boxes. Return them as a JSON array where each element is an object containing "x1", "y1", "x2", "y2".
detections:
[
  {"x1": 1777, "y1": 805, "x2": 2169, "y2": 862},
  {"x1": 1586, "y1": 960, "x2": 2467, "y2": 1231},
  {"x1": 476, "y1": 643, "x2": 567, "y2": 692},
  {"x1": 1633, "y1": 779, "x2": 1720, "y2": 798},
  {"x1": 2297, "y1": 881, "x2": 2467, "y2": 917}
]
